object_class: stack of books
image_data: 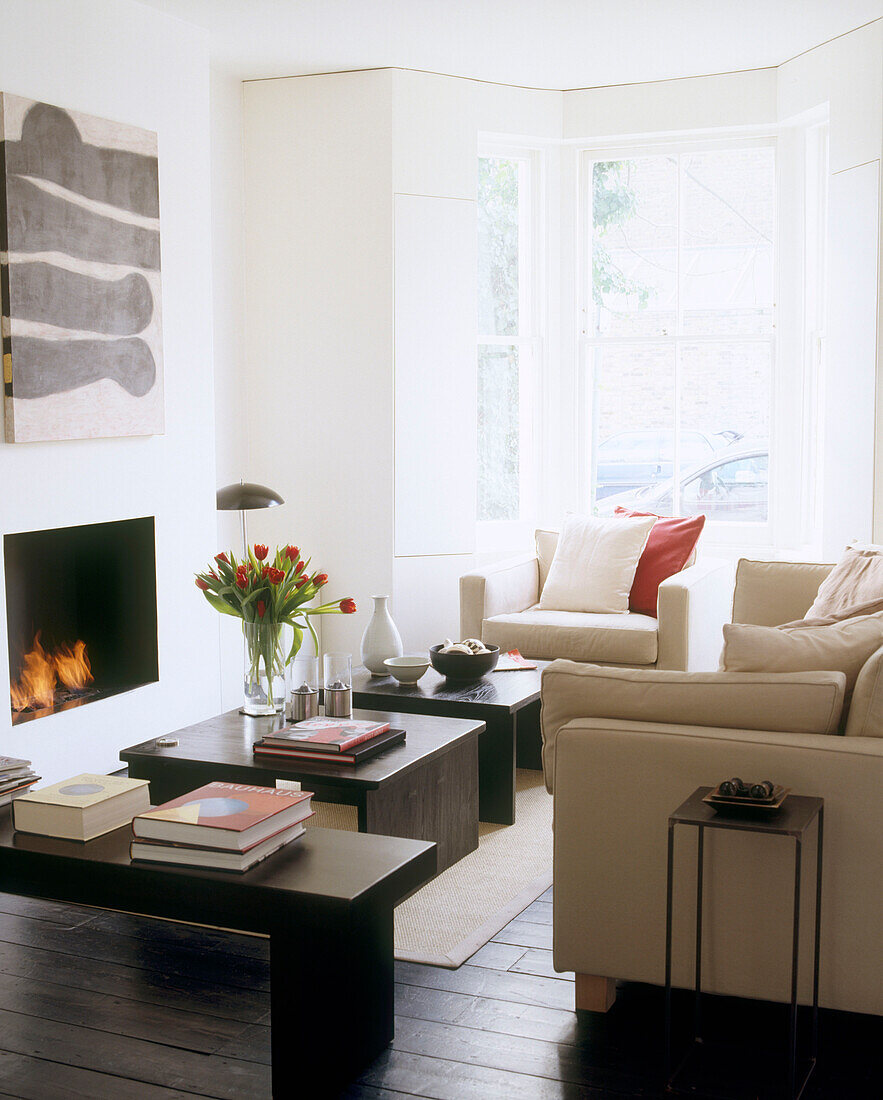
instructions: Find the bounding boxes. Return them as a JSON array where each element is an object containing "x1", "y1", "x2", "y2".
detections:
[
  {"x1": 13, "y1": 774, "x2": 150, "y2": 840},
  {"x1": 131, "y1": 781, "x2": 313, "y2": 872},
  {"x1": 0, "y1": 756, "x2": 40, "y2": 808},
  {"x1": 254, "y1": 718, "x2": 405, "y2": 765}
]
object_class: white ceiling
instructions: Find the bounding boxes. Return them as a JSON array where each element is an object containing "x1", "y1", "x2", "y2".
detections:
[{"x1": 136, "y1": 0, "x2": 883, "y2": 87}]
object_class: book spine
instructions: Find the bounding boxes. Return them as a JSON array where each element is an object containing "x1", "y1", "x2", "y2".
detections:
[{"x1": 255, "y1": 747, "x2": 358, "y2": 763}]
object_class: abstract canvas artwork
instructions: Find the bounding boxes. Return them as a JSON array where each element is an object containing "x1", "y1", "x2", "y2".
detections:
[{"x1": 0, "y1": 95, "x2": 164, "y2": 442}]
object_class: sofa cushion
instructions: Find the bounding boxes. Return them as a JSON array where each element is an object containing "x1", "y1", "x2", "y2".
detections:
[
  {"x1": 807, "y1": 543, "x2": 883, "y2": 619},
  {"x1": 536, "y1": 528, "x2": 558, "y2": 591},
  {"x1": 538, "y1": 512, "x2": 655, "y2": 614},
  {"x1": 843, "y1": 644, "x2": 883, "y2": 738},
  {"x1": 721, "y1": 612, "x2": 883, "y2": 699},
  {"x1": 482, "y1": 606, "x2": 658, "y2": 665},
  {"x1": 615, "y1": 507, "x2": 705, "y2": 617}
]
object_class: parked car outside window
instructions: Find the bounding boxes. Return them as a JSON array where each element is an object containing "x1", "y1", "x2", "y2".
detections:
[
  {"x1": 597, "y1": 445, "x2": 768, "y2": 523},
  {"x1": 594, "y1": 429, "x2": 741, "y2": 499}
]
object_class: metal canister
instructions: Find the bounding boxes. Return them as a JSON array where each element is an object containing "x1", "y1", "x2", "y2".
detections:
[
  {"x1": 324, "y1": 680, "x2": 352, "y2": 718},
  {"x1": 289, "y1": 683, "x2": 320, "y2": 722}
]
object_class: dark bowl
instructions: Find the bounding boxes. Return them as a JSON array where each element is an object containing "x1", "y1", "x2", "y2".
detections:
[{"x1": 429, "y1": 644, "x2": 500, "y2": 680}]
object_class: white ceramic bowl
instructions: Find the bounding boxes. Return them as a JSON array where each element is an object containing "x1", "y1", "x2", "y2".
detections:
[{"x1": 383, "y1": 655, "x2": 430, "y2": 684}]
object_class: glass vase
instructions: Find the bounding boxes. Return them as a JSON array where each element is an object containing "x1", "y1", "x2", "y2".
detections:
[{"x1": 242, "y1": 621, "x2": 294, "y2": 716}]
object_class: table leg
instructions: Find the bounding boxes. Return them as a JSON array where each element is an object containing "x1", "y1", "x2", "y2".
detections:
[
  {"x1": 812, "y1": 809, "x2": 824, "y2": 1062},
  {"x1": 269, "y1": 901, "x2": 394, "y2": 1095},
  {"x1": 664, "y1": 821, "x2": 675, "y2": 1085},
  {"x1": 478, "y1": 713, "x2": 516, "y2": 825},
  {"x1": 515, "y1": 700, "x2": 543, "y2": 770},
  {"x1": 694, "y1": 825, "x2": 704, "y2": 1043},
  {"x1": 789, "y1": 838, "x2": 802, "y2": 1099}
]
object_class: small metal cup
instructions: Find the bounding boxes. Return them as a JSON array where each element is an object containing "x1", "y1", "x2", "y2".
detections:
[
  {"x1": 324, "y1": 683, "x2": 352, "y2": 718},
  {"x1": 289, "y1": 684, "x2": 320, "y2": 722}
]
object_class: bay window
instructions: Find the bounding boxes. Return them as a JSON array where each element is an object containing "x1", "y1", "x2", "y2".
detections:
[{"x1": 582, "y1": 143, "x2": 776, "y2": 534}]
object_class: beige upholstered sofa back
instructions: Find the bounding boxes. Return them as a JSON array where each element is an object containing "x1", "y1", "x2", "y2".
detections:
[{"x1": 732, "y1": 559, "x2": 834, "y2": 627}]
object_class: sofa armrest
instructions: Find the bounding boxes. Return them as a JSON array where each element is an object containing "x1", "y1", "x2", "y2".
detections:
[
  {"x1": 551, "y1": 719, "x2": 883, "y2": 1013},
  {"x1": 459, "y1": 554, "x2": 539, "y2": 640},
  {"x1": 540, "y1": 660, "x2": 846, "y2": 792},
  {"x1": 656, "y1": 557, "x2": 734, "y2": 671}
]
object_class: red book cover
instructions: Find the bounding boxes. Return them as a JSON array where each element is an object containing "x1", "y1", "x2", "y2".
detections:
[
  {"x1": 133, "y1": 782, "x2": 312, "y2": 835},
  {"x1": 264, "y1": 718, "x2": 390, "y2": 752},
  {"x1": 494, "y1": 648, "x2": 538, "y2": 671}
]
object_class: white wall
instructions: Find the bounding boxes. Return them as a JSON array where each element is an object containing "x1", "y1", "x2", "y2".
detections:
[
  {"x1": 242, "y1": 71, "x2": 395, "y2": 656},
  {"x1": 778, "y1": 19, "x2": 883, "y2": 555},
  {"x1": 0, "y1": 0, "x2": 222, "y2": 782}
]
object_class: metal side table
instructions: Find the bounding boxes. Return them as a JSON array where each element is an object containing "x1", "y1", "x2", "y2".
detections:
[{"x1": 664, "y1": 787, "x2": 824, "y2": 1099}]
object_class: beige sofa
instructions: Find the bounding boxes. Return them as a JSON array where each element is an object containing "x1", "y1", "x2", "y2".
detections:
[
  {"x1": 541, "y1": 558, "x2": 883, "y2": 1017},
  {"x1": 460, "y1": 528, "x2": 732, "y2": 671}
]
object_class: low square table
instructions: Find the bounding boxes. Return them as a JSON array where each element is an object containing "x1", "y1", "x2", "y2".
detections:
[
  {"x1": 0, "y1": 810, "x2": 435, "y2": 1096},
  {"x1": 121, "y1": 707, "x2": 481, "y2": 873},
  {"x1": 349, "y1": 662, "x2": 548, "y2": 827}
]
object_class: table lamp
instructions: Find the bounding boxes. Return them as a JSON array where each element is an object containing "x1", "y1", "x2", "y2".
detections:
[{"x1": 216, "y1": 480, "x2": 284, "y2": 554}]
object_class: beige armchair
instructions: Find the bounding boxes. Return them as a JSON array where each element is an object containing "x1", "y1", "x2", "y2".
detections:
[
  {"x1": 460, "y1": 528, "x2": 732, "y2": 671},
  {"x1": 541, "y1": 557, "x2": 883, "y2": 1017}
]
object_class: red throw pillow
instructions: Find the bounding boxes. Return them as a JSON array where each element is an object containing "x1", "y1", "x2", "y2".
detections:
[{"x1": 615, "y1": 507, "x2": 706, "y2": 617}]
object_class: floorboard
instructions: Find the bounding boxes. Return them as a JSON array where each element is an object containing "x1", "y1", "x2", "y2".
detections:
[{"x1": 0, "y1": 890, "x2": 877, "y2": 1099}]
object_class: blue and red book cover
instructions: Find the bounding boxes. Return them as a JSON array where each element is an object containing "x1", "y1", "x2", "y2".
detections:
[{"x1": 132, "y1": 781, "x2": 314, "y2": 849}]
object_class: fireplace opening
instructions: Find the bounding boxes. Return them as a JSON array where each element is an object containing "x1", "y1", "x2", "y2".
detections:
[{"x1": 5, "y1": 517, "x2": 158, "y2": 725}]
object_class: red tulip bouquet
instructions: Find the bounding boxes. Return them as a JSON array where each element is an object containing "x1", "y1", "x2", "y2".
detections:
[{"x1": 196, "y1": 543, "x2": 356, "y2": 714}]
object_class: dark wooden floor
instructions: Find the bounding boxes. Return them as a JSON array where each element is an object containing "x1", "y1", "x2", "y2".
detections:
[{"x1": 0, "y1": 887, "x2": 878, "y2": 1098}]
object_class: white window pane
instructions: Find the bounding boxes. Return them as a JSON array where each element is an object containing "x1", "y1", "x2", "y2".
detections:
[
  {"x1": 592, "y1": 158, "x2": 678, "y2": 338},
  {"x1": 681, "y1": 148, "x2": 776, "y2": 336},
  {"x1": 478, "y1": 157, "x2": 520, "y2": 337},
  {"x1": 590, "y1": 344, "x2": 676, "y2": 509},
  {"x1": 478, "y1": 344, "x2": 520, "y2": 521},
  {"x1": 679, "y1": 341, "x2": 771, "y2": 522}
]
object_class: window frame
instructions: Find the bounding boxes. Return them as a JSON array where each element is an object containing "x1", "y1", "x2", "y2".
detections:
[
  {"x1": 476, "y1": 142, "x2": 546, "y2": 553},
  {"x1": 576, "y1": 132, "x2": 794, "y2": 549}
]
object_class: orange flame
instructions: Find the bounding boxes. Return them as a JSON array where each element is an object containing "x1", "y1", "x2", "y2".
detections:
[
  {"x1": 10, "y1": 633, "x2": 94, "y2": 713},
  {"x1": 54, "y1": 639, "x2": 93, "y2": 691}
]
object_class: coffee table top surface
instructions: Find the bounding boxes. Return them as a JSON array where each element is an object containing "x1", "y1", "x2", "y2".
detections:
[
  {"x1": 350, "y1": 662, "x2": 548, "y2": 713},
  {"x1": 0, "y1": 808, "x2": 435, "y2": 917},
  {"x1": 120, "y1": 707, "x2": 484, "y2": 789}
]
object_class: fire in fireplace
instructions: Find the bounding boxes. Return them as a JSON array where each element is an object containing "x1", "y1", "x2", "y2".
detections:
[
  {"x1": 4, "y1": 517, "x2": 159, "y2": 725},
  {"x1": 10, "y1": 633, "x2": 95, "y2": 718}
]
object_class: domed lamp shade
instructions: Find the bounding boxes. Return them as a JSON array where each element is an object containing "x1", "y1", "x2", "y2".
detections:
[{"x1": 216, "y1": 480, "x2": 284, "y2": 552}]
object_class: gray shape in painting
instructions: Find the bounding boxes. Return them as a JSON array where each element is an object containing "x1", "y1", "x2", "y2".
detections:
[
  {"x1": 5, "y1": 102, "x2": 159, "y2": 218},
  {"x1": 6, "y1": 175, "x2": 161, "y2": 270},
  {"x1": 12, "y1": 336, "x2": 157, "y2": 398},
  {"x1": 1, "y1": 94, "x2": 164, "y2": 442},
  {"x1": 10, "y1": 263, "x2": 153, "y2": 335}
]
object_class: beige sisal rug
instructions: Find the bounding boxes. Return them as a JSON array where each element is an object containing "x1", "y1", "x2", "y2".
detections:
[{"x1": 306, "y1": 769, "x2": 553, "y2": 968}]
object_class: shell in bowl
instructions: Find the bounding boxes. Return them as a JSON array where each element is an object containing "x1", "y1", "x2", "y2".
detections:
[
  {"x1": 383, "y1": 655, "x2": 430, "y2": 684},
  {"x1": 429, "y1": 643, "x2": 500, "y2": 680}
]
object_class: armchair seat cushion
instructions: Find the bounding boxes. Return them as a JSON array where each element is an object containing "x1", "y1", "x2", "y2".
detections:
[{"x1": 482, "y1": 606, "x2": 658, "y2": 665}]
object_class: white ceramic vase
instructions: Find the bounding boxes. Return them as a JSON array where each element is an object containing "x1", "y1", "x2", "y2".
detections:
[{"x1": 360, "y1": 595, "x2": 403, "y2": 676}]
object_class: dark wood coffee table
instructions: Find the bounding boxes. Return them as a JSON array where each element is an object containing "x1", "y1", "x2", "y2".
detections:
[
  {"x1": 121, "y1": 707, "x2": 481, "y2": 873},
  {"x1": 349, "y1": 663, "x2": 548, "y2": 827},
  {"x1": 0, "y1": 809, "x2": 434, "y2": 1096}
]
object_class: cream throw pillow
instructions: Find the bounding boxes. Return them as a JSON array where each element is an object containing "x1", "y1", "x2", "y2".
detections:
[
  {"x1": 721, "y1": 611, "x2": 883, "y2": 698},
  {"x1": 806, "y1": 543, "x2": 883, "y2": 619},
  {"x1": 538, "y1": 512, "x2": 655, "y2": 614}
]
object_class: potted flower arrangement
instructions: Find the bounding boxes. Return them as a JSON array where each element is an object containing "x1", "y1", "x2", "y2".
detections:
[{"x1": 196, "y1": 543, "x2": 356, "y2": 715}]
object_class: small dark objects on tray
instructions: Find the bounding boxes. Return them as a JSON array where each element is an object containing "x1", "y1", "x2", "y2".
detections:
[{"x1": 703, "y1": 777, "x2": 790, "y2": 815}]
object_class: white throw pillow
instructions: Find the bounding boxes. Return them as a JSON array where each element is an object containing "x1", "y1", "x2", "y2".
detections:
[
  {"x1": 538, "y1": 512, "x2": 655, "y2": 614},
  {"x1": 721, "y1": 612, "x2": 883, "y2": 699}
]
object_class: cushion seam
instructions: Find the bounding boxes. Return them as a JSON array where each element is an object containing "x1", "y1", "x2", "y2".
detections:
[{"x1": 557, "y1": 722, "x2": 880, "y2": 755}]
